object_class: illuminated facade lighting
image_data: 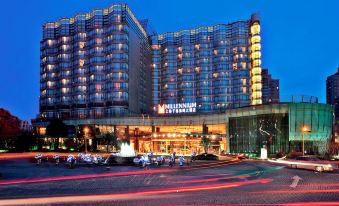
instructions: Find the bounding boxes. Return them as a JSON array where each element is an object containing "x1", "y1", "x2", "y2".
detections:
[{"x1": 250, "y1": 20, "x2": 263, "y2": 105}]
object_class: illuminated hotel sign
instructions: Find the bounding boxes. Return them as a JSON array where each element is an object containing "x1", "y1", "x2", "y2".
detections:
[{"x1": 158, "y1": 102, "x2": 197, "y2": 114}]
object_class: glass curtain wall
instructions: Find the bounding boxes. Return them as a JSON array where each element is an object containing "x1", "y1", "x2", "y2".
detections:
[
  {"x1": 229, "y1": 114, "x2": 289, "y2": 155},
  {"x1": 289, "y1": 103, "x2": 333, "y2": 155}
]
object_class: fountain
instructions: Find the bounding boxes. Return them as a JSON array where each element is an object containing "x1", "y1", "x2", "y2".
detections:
[
  {"x1": 105, "y1": 143, "x2": 137, "y2": 165},
  {"x1": 119, "y1": 142, "x2": 137, "y2": 157}
]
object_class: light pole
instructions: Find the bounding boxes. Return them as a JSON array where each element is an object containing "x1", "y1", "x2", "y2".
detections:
[
  {"x1": 301, "y1": 126, "x2": 311, "y2": 156},
  {"x1": 84, "y1": 127, "x2": 89, "y2": 153}
]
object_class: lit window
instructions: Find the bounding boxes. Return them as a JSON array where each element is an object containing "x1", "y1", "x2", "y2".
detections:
[
  {"x1": 233, "y1": 63, "x2": 238, "y2": 70},
  {"x1": 79, "y1": 59, "x2": 85, "y2": 67},
  {"x1": 62, "y1": 36, "x2": 68, "y2": 43},
  {"x1": 152, "y1": 45, "x2": 160, "y2": 50},
  {"x1": 242, "y1": 87, "x2": 247, "y2": 94},
  {"x1": 251, "y1": 36, "x2": 261, "y2": 44},
  {"x1": 195, "y1": 67, "x2": 200, "y2": 72},
  {"x1": 232, "y1": 48, "x2": 237, "y2": 54},
  {"x1": 241, "y1": 62, "x2": 247, "y2": 69},
  {"x1": 79, "y1": 42, "x2": 85, "y2": 49},
  {"x1": 39, "y1": 127, "x2": 46, "y2": 135},
  {"x1": 251, "y1": 23, "x2": 260, "y2": 35},
  {"x1": 47, "y1": 40, "x2": 54, "y2": 47},
  {"x1": 95, "y1": 84, "x2": 102, "y2": 90}
]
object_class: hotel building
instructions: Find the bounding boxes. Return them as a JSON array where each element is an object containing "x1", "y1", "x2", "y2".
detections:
[
  {"x1": 34, "y1": 4, "x2": 333, "y2": 156},
  {"x1": 152, "y1": 14, "x2": 263, "y2": 114},
  {"x1": 40, "y1": 4, "x2": 151, "y2": 120}
]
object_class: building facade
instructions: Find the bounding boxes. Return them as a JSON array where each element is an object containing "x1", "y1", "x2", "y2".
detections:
[
  {"x1": 34, "y1": 102, "x2": 333, "y2": 156},
  {"x1": 262, "y1": 68, "x2": 279, "y2": 104},
  {"x1": 20, "y1": 120, "x2": 32, "y2": 132},
  {"x1": 326, "y1": 68, "x2": 339, "y2": 143},
  {"x1": 37, "y1": 4, "x2": 334, "y2": 157},
  {"x1": 40, "y1": 4, "x2": 151, "y2": 120},
  {"x1": 326, "y1": 68, "x2": 339, "y2": 122},
  {"x1": 151, "y1": 14, "x2": 265, "y2": 114},
  {"x1": 39, "y1": 4, "x2": 280, "y2": 119}
]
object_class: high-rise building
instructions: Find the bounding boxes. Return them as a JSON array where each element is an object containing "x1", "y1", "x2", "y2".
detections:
[
  {"x1": 326, "y1": 68, "x2": 339, "y2": 122},
  {"x1": 151, "y1": 14, "x2": 264, "y2": 114},
  {"x1": 262, "y1": 68, "x2": 279, "y2": 104},
  {"x1": 39, "y1": 5, "x2": 279, "y2": 118},
  {"x1": 40, "y1": 4, "x2": 151, "y2": 119},
  {"x1": 34, "y1": 4, "x2": 333, "y2": 157}
]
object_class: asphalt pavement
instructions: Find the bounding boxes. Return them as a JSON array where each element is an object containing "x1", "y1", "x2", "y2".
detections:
[{"x1": 0, "y1": 157, "x2": 338, "y2": 206}]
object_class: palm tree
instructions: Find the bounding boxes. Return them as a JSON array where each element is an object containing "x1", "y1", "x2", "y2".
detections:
[{"x1": 200, "y1": 136, "x2": 211, "y2": 154}]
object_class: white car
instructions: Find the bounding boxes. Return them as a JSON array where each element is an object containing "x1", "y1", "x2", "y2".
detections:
[{"x1": 274, "y1": 156, "x2": 338, "y2": 172}]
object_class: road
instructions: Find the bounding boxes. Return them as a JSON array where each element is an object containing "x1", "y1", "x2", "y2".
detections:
[{"x1": 0, "y1": 157, "x2": 338, "y2": 205}]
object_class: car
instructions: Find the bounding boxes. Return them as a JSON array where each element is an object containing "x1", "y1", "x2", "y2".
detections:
[
  {"x1": 274, "y1": 156, "x2": 338, "y2": 172},
  {"x1": 237, "y1": 153, "x2": 246, "y2": 160}
]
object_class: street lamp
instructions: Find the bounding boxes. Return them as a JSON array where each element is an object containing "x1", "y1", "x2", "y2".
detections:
[
  {"x1": 84, "y1": 127, "x2": 89, "y2": 153},
  {"x1": 301, "y1": 126, "x2": 311, "y2": 156}
]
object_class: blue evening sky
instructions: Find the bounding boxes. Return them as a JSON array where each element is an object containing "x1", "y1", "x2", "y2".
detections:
[{"x1": 0, "y1": 0, "x2": 338, "y2": 120}]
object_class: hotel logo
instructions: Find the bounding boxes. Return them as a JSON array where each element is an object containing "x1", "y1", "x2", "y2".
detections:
[{"x1": 157, "y1": 102, "x2": 197, "y2": 114}]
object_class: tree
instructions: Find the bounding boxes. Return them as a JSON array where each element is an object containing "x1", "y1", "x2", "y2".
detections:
[
  {"x1": 14, "y1": 131, "x2": 37, "y2": 152},
  {"x1": 200, "y1": 136, "x2": 211, "y2": 154},
  {"x1": 0, "y1": 108, "x2": 21, "y2": 150},
  {"x1": 104, "y1": 132, "x2": 118, "y2": 152},
  {"x1": 46, "y1": 119, "x2": 68, "y2": 151},
  {"x1": 46, "y1": 119, "x2": 68, "y2": 137}
]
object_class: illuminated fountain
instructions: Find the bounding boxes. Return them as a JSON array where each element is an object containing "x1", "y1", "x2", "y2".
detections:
[
  {"x1": 105, "y1": 143, "x2": 137, "y2": 165},
  {"x1": 118, "y1": 142, "x2": 137, "y2": 157}
]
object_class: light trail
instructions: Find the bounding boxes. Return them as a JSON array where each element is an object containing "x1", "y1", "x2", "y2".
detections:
[
  {"x1": 168, "y1": 175, "x2": 251, "y2": 184},
  {"x1": 247, "y1": 189, "x2": 339, "y2": 194},
  {"x1": 162, "y1": 202, "x2": 339, "y2": 206},
  {"x1": 0, "y1": 159, "x2": 240, "y2": 186},
  {"x1": 0, "y1": 178, "x2": 272, "y2": 206},
  {"x1": 0, "y1": 168, "x2": 175, "y2": 185}
]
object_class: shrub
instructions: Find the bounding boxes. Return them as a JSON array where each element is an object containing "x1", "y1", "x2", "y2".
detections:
[
  {"x1": 196, "y1": 153, "x2": 218, "y2": 160},
  {"x1": 276, "y1": 152, "x2": 286, "y2": 158},
  {"x1": 287, "y1": 152, "x2": 303, "y2": 158}
]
